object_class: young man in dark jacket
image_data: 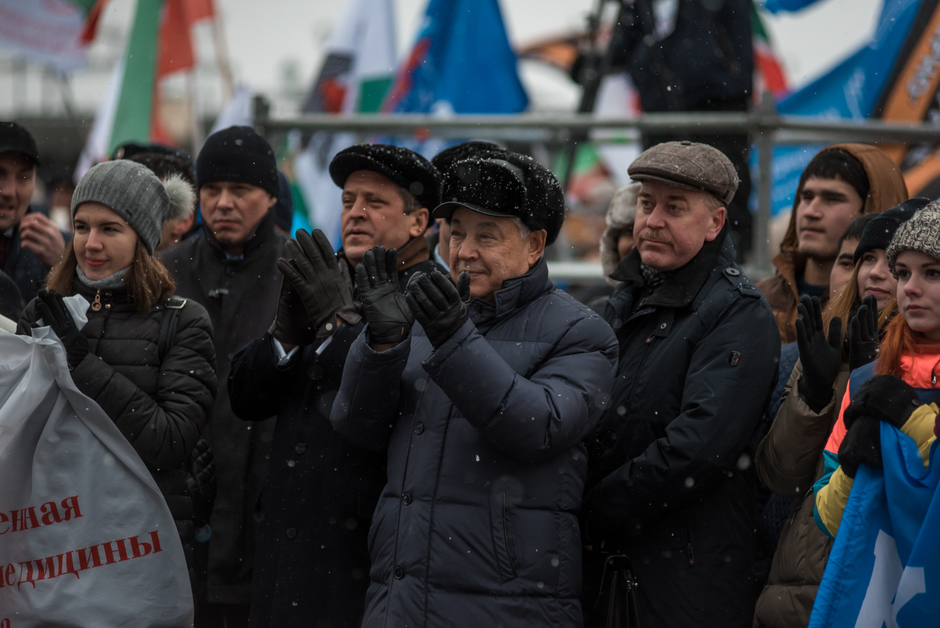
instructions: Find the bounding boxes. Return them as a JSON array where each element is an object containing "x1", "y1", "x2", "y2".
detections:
[
  {"x1": 582, "y1": 141, "x2": 780, "y2": 628},
  {"x1": 331, "y1": 150, "x2": 619, "y2": 627},
  {"x1": 160, "y1": 126, "x2": 283, "y2": 627},
  {"x1": 228, "y1": 144, "x2": 444, "y2": 628},
  {"x1": 0, "y1": 121, "x2": 67, "y2": 307}
]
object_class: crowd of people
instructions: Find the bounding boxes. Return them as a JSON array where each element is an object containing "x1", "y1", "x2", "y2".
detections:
[{"x1": 1, "y1": 118, "x2": 937, "y2": 627}]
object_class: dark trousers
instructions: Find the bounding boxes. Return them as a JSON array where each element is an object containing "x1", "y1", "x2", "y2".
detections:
[{"x1": 194, "y1": 602, "x2": 250, "y2": 628}]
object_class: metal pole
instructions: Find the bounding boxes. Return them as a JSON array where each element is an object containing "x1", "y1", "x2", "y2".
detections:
[{"x1": 754, "y1": 92, "x2": 777, "y2": 278}]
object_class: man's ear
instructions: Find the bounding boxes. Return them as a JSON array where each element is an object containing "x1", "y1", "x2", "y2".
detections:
[
  {"x1": 266, "y1": 193, "x2": 278, "y2": 210},
  {"x1": 408, "y1": 207, "x2": 430, "y2": 237},
  {"x1": 704, "y1": 206, "x2": 726, "y2": 242},
  {"x1": 527, "y1": 229, "x2": 548, "y2": 266}
]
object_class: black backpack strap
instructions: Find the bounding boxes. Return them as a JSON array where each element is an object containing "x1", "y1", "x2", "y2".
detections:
[{"x1": 157, "y1": 296, "x2": 187, "y2": 363}]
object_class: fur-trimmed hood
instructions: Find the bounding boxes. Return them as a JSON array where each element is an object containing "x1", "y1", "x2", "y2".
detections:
[{"x1": 600, "y1": 183, "x2": 640, "y2": 284}]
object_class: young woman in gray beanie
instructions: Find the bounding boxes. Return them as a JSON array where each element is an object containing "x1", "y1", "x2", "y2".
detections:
[{"x1": 16, "y1": 159, "x2": 217, "y2": 604}]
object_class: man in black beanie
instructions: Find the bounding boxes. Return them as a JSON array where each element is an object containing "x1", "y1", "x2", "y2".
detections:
[
  {"x1": 227, "y1": 143, "x2": 445, "y2": 628},
  {"x1": 161, "y1": 125, "x2": 285, "y2": 628}
]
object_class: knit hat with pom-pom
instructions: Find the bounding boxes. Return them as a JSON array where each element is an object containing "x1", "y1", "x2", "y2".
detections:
[{"x1": 71, "y1": 159, "x2": 186, "y2": 254}]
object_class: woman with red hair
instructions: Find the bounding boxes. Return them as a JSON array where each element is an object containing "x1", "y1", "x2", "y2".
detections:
[{"x1": 814, "y1": 203, "x2": 940, "y2": 537}]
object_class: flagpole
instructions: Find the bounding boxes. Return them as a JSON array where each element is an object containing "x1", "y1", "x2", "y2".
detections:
[
  {"x1": 188, "y1": 71, "x2": 205, "y2": 156},
  {"x1": 211, "y1": 11, "x2": 234, "y2": 101}
]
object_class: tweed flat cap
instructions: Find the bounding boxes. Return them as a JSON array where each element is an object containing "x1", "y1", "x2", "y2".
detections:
[
  {"x1": 329, "y1": 144, "x2": 442, "y2": 211},
  {"x1": 72, "y1": 160, "x2": 169, "y2": 254},
  {"x1": 887, "y1": 203, "x2": 940, "y2": 273},
  {"x1": 628, "y1": 141, "x2": 738, "y2": 205}
]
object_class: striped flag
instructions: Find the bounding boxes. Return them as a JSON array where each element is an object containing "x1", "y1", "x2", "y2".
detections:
[
  {"x1": 75, "y1": 0, "x2": 214, "y2": 180},
  {"x1": 752, "y1": 5, "x2": 789, "y2": 97},
  {"x1": 0, "y1": 0, "x2": 97, "y2": 73},
  {"x1": 292, "y1": 0, "x2": 398, "y2": 247}
]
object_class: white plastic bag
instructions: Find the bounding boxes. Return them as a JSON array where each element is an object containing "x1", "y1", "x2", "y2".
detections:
[{"x1": 0, "y1": 295, "x2": 193, "y2": 627}]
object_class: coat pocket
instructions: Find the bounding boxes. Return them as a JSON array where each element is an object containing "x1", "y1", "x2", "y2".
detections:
[{"x1": 490, "y1": 492, "x2": 517, "y2": 583}]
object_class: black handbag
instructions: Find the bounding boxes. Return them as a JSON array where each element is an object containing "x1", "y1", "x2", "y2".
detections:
[{"x1": 589, "y1": 554, "x2": 643, "y2": 628}]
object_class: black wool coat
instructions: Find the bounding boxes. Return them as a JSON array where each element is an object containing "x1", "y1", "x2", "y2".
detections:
[
  {"x1": 583, "y1": 234, "x2": 780, "y2": 628},
  {"x1": 160, "y1": 210, "x2": 285, "y2": 603},
  {"x1": 17, "y1": 280, "x2": 217, "y2": 576},
  {"x1": 331, "y1": 259, "x2": 619, "y2": 628},
  {"x1": 229, "y1": 253, "x2": 443, "y2": 628}
]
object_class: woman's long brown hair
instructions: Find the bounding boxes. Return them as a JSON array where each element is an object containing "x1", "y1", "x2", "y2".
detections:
[
  {"x1": 45, "y1": 240, "x2": 175, "y2": 313},
  {"x1": 822, "y1": 260, "x2": 895, "y2": 355}
]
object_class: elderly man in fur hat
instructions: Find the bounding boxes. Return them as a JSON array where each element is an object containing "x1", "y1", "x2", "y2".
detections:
[{"x1": 331, "y1": 149, "x2": 618, "y2": 627}]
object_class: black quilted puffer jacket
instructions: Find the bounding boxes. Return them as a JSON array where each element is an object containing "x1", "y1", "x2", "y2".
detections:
[{"x1": 17, "y1": 279, "x2": 217, "y2": 576}]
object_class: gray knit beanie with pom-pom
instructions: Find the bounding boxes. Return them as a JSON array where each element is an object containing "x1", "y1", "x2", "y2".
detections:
[{"x1": 71, "y1": 159, "x2": 192, "y2": 254}]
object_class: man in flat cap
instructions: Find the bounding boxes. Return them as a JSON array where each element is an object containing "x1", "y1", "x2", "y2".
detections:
[
  {"x1": 228, "y1": 143, "x2": 444, "y2": 628},
  {"x1": 0, "y1": 121, "x2": 68, "y2": 308},
  {"x1": 330, "y1": 150, "x2": 618, "y2": 626},
  {"x1": 161, "y1": 125, "x2": 285, "y2": 626},
  {"x1": 581, "y1": 141, "x2": 779, "y2": 628}
]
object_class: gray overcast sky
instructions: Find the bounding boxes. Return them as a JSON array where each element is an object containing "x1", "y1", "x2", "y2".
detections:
[{"x1": 88, "y1": 0, "x2": 884, "y2": 106}]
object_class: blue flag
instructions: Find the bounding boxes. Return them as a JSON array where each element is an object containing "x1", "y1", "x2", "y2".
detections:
[
  {"x1": 768, "y1": 0, "x2": 922, "y2": 216},
  {"x1": 382, "y1": 0, "x2": 528, "y2": 116},
  {"x1": 809, "y1": 424, "x2": 940, "y2": 627},
  {"x1": 763, "y1": 0, "x2": 826, "y2": 12}
]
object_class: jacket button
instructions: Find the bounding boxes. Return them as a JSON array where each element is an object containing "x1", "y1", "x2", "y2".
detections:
[
  {"x1": 414, "y1": 423, "x2": 424, "y2": 435},
  {"x1": 286, "y1": 527, "x2": 297, "y2": 539},
  {"x1": 225, "y1": 266, "x2": 236, "y2": 277},
  {"x1": 307, "y1": 365, "x2": 324, "y2": 381},
  {"x1": 402, "y1": 492, "x2": 412, "y2": 505},
  {"x1": 295, "y1": 443, "x2": 306, "y2": 455},
  {"x1": 394, "y1": 566, "x2": 404, "y2": 579}
]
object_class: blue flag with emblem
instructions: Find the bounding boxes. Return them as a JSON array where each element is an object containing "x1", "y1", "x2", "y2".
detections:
[
  {"x1": 808, "y1": 423, "x2": 940, "y2": 627},
  {"x1": 381, "y1": 0, "x2": 527, "y2": 116}
]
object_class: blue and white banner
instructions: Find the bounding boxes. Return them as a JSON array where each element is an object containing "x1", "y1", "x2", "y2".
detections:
[{"x1": 809, "y1": 423, "x2": 939, "y2": 628}]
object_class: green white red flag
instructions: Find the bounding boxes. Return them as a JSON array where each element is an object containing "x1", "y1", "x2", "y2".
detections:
[{"x1": 76, "y1": 0, "x2": 215, "y2": 179}]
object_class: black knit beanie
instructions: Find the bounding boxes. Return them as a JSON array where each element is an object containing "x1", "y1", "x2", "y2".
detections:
[
  {"x1": 196, "y1": 126, "x2": 278, "y2": 198},
  {"x1": 854, "y1": 198, "x2": 930, "y2": 264}
]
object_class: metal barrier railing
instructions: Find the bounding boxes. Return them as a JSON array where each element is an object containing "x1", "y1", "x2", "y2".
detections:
[{"x1": 254, "y1": 94, "x2": 940, "y2": 281}]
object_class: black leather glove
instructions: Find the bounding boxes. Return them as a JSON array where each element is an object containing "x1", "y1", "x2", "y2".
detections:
[
  {"x1": 269, "y1": 276, "x2": 317, "y2": 346},
  {"x1": 35, "y1": 290, "x2": 88, "y2": 371},
  {"x1": 185, "y1": 438, "x2": 216, "y2": 531},
  {"x1": 839, "y1": 375, "x2": 921, "y2": 478},
  {"x1": 272, "y1": 229, "x2": 360, "y2": 345},
  {"x1": 848, "y1": 295, "x2": 880, "y2": 372},
  {"x1": 405, "y1": 270, "x2": 471, "y2": 349},
  {"x1": 795, "y1": 295, "x2": 842, "y2": 412},
  {"x1": 355, "y1": 246, "x2": 413, "y2": 346}
]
